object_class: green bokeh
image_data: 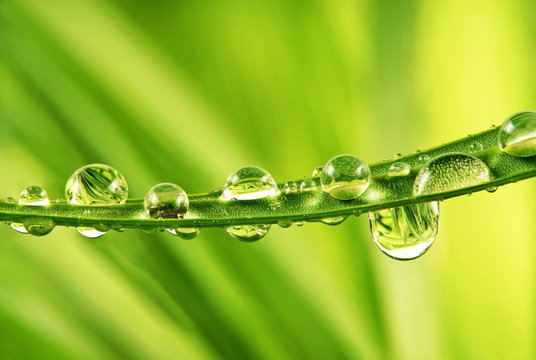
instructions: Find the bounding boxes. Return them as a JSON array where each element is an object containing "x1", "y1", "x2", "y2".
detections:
[{"x1": 0, "y1": 0, "x2": 534, "y2": 359}]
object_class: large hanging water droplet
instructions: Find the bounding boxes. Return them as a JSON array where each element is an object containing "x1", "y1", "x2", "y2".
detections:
[
  {"x1": 11, "y1": 186, "x2": 51, "y2": 234},
  {"x1": 168, "y1": 227, "x2": 199, "y2": 240},
  {"x1": 221, "y1": 166, "x2": 279, "y2": 201},
  {"x1": 226, "y1": 224, "x2": 270, "y2": 242},
  {"x1": 144, "y1": 183, "x2": 189, "y2": 219},
  {"x1": 66, "y1": 164, "x2": 128, "y2": 238},
  {"x1": 320, "y1": 154, "x2": 371, "y2": 200},
  {"x1": 498, "y1": 111, "x2": 536, "y2": 157},
  {"x1": 388, "y1": 162, "x2": 411, "y2": 177},
  {"x1": 413, "y1": 153, "x2": 492, "y2": 196},
  {"x1": 22, "y1": 217, "x2": 55, "y2": 236},
  {"x1": 369, "y1": 202, "x2": 439, "y2": 260}
]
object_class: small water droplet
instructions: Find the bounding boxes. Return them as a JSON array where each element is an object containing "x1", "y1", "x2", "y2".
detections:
[
  {"x1": 394, "y1": 153, "x2": 402, "y2": 159},
  {"x1": 486, "y1": 185, "x2": 498, "y2": 193},
  {"x1": 469, "y1": 142, "x2": 483, "y2": 153},
  {"x1": 320, "y1": 216, "x2": 347, "y2": 226},
  {"x1": 369, "y1": 202, "x2": 439, "y2": 260},
  {"x1": 413, "y1": 153, "x2": 492, "y2": 196},
  {"x1": 320, "y1": 154, "x2": 371, "y2": 200},
  {"x1": 277, "y1": 219, "x2": 293, "y2": 228},
  {"x1": 498, "y1": 111, "x2": 536, "y2": 157},
  {"x1": 417, "y1": 154, "x2": 430, "y2": 164},
  {"x1": 353, "y1": 209, "x2": 362, "y2": 217},
  {"x1": 23, "y1": 217, "x2": 55, "y2": 236},
  {"x1": 312, "y1": 166, "x2": 323, "y2": 177},
  {"x1": 221, "y1": 166, "x2": 279, "y2": 200},
  {"x1": 283, "y1": 181, "x2": 298, "y2": 194},
  {"x1": 6, "y1": 197, "x2": 15, "y2": 203},
  {"x1": 388, "y1": 162, "x2": 411, "y2": 177},
  {"x1": 299, "y1": 179, "x2": 317, "y2": 192},
  {"x1": 295, "y1": 221, "x2": 304, "y2": 227},
  {"x1": 168, "y1": 227, "x2": 199, "y2": 240},
  {"x1": 11, "y1": 186, "x2": 51, "y2": 234},
  {"x1": 66, "y1": 164, "x2": 128, "y2": 238},
  {"x1": 144, "y1": 183, "x2": 189, "y2": 219},
  {"x1": 226, "y1": 224, "x2": 270, "y2": 242}
]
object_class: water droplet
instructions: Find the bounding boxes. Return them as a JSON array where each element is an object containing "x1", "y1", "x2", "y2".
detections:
[
  {"x1": 394, "y1": 153, "x2": 402, "y2": 159},
  {"x1": 22, "y1": 217, "x2": 55, "y2": 236},
  {"x1": 388, "y1": 162, "x2": 411, "y2": 177},
  {"x1": 469, "y1": 142, "x2": 483, "y2": 153},
  {"x1": 312, "y1": 166, "x2": 323, "y2": 177},
  {"x1": 413, "y1": 153, "x2": 492, "y2": 196},
  {"x1": 168, "y1": 227, "x2": 199, "y2": 240},
  {"x1": 320, "y1": 154, "x2": 371, "y2": 200},
  {"x1": 11, "y1": 186, "x2": 51, "y2": 234},
  {"x1": 221, "y1": 166, "x2": 279, "y2": 201},
  {"x1": 486, "y1": 185, "x2": 498, "y2": 193},
  {"x1": 283, "y1": 181, "x2": 298, "y2": 194},
  {"x1": 66, "y1": 164, "x2": 128, "y2": 238},
  {"x1": 226, "y1": 224, "x2": 270, "y2": 242},
  {"x1": 320, "y1": 216, "x2": 347, "y2": 226},
  {"x1": 498, "y1": 111, "x2": 536, "y2": 157},
  {"x1": 144, "y1": 183, "x2": 189, "y2": 219},
  {"x1": 6, "y1": 197, "x2": 15, "y2": 203},
  {"x1": 369, "y1": 202, "x2": 439, "y2": 260},
  {"x1": 295, "y1": 221, "x2": 304, "y2": 227},
  {"x1": 353, "y1": 209, "x2": 362, "y2": 217},
  {"x1": 277, "y1": 219, "x2": 293, "y2": 228},
  {"x1": 417, "y1": 154, "x2": 430, "y2": 164},
  {"x1": 299, "y1": 179, "x2": 317, "y2": 192}
]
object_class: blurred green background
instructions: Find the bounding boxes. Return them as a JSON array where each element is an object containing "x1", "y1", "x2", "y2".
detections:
[{"x1": 0, "y1": 0, "x2": 535, "y2": 359}]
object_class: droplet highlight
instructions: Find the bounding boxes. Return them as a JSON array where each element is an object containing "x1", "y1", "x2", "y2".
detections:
[
  {"x1": 320, "y1": 216, "x2": 347, "y2": 226},
  {"x1": 498, "y1": 111, "x2": 536, "y2": 157},
  {"x1": 388, "y1": 162, "x2": 411, "y2": 177},
  {"x1": 144, "y1": 183, "x2": 189, "y2": 219},
  {"x1": 369, "y1": 202, "x2": 439, "y2": 260},
  {"x1": 227, "y1": 224, "x2": 270, "y2": 242},
  {"x1": 320, "y1": 154, "x2": 371, "y2": 200},
  {"x1": 168, "y1": 227, "x2": 199, "y2": 240},
  {"x1": 221, "y1": 166, "x2": 279, "y2": 201},
  {"x1": 413, "y1": 153, "x2": 492, "y2": 196}
]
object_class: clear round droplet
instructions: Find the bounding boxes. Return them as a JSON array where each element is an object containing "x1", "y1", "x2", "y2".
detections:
[
  {"x1": 66, "y1": 164, "x2": 128, "y2": 238},
  {"x1": 486, "y1": 185, "x2": 498, "y2": 193},
  {"x1": 144, "y1": 183, "x2": 189, "y2": 219},
  {"x1": 320, "y1": 216, "x2": 347, "y2": 226},
  {"x1": 417, "y1": 154, "x2": 430, "y2": 164},
  {"x1": 369, "y1": 202, "x2": 439, "y2": 260},
  {"x1": 283, "y1": 181, "x2": 298, "y2": 194},
  {"x1": 312, "y1": 166, "x2": 323, "y2": 177},
  {"x1": 320, "y1": 154, "x2": 371, "y2": 200},
  {"x1": 226, "y1": 224, "x2": 270, "y2": 242},
  {"x1": 168, "y1": 227, "x2": 199, "y2": 240},
  {"x1": 388, "y1": 162, "x2": 411, "y2": 177},
  {"x1": 469, "y1": 142, "x2": 483, "y2": 153},
  {"x1": 299, "y1": 179, "x2": 317, "y2": 192},
  {"x1": 11, "y1": 186, "x2": 51, "y2": 234},
  {"x1": 23, "y1": 217, "x2": 55, "y2": 236},
  {"x1": 498, "y1": 111, "x2": 536, "y2": 157},
  {"x1": 413, "y1": 153, "x2": 492, "y2": 196},
  {"x1": 277, "y1": 219, "x2": 293, "y2": 228},
  {"x1": 221, "y1": 166, "x2": 280, "y2": 201},
  {"x1": 295, "y1": 221, "x2": 304, "y2": 227}
]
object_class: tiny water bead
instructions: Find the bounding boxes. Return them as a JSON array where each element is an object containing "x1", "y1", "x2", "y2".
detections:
[
  {"x1": 469, "y1": 142, "x2": 483, "y2": 153},
  {"x1": 498, "y1": 111, "x2": 536, "y2": 157},
  {"x1": 387, "y1": 162, "x2": 411, "y2": 177},
  {"x1": 320, "y1": 154, "x2": 371, "y2": 200},
  {"x1": 312, "y1": 166, "x2": 323, "y2": 177},
  {"x1": 221, "y1": 166, "x2": 280, "y2": 201},
  {"x1": 227, "y1": 224, "x2": 270, "y2": 242},
  {"x1": 417, "y1": 154, "x2": 430, "y2": 164},
  {"x1": 369, "y1": 202, "x2": 439, "y2": 260},
  {"x1": 320, "y1": 216, "x2": 347, "y2": 226},
  {"x1": 11, "y1": 186, "x2": 51, "y2": 234},
  {"x1": 283, "y1": 181, "x2": 298, "y2": 194},
  {"x1": 144, "y1": 183, "x2": 189, "y2": 219},
  {"x1": 168, "y1": 227, "x2": 200, "y2": 240},
  {"x1": 299, "y1": 179, "x2": 317, "y2": 192},
  {"x1": 277, "y1": 219, "x2": 293, "y2": 228},
  {"x1": 66, "y1": 164, "x2": 128, "y2": 239},
  {"x1": 413, "y1": 153, "x2": 492, "y2": 196}
]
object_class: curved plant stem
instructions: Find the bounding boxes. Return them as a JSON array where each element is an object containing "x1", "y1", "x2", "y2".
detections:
[{"x1": 1, "y1": 127, "x2": 535, "y2": 230}]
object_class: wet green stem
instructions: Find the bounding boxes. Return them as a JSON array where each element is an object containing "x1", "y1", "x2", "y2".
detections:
[{"x1": 1, "y1": 127, "x2": 535, "y2": 230}]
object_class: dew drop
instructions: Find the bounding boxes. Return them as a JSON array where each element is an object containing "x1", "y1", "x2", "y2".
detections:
[
  {"x1": 320, "y1": 216, "x2": 347, "y2": 226},
  {"x1": 11, "y1": 186, "x2": 50, "y2": 234},
  {"x1": 66, "y1": 164, "x2": 128, "y2": 238},
  {"x1": 295, "y1": 221, "x2": 304, "y2": 227},
  {"x1": 417, "y1": 154, "x2": 430, "y2": 164},
  {"x1": 283, "y1": 181, "x2": 298, "y2": 194},
  {"x1": 369, "y1": 202, "x2": 439, "y2": 260},
  {"x1": 486, "y1": 185, "x2": 498, "y2": 193},
  {"x1": 388, "y1": 162, "x2": 411, "y2": 177},
  {"x1": 498, "y1": 111, "x2": 536, "y2": 157},
  {"x1": 320, "y1": 154, "x2": 371, "y2": 200},
  {"x1": 394, "y1": 153, "x2": 402, "y2": 159},
  {"x1": 168, "y1": 227, "x2": 199, "y2": 240},
  {"x1": 413, "y1": 153, "x2": 492, "y2": 196},
  {"x1": 312, "y1": 166, "x2": 323, "y2": 177},
  {"x1": 277, "y1": 219, "x2": 293, "y2": 228},
  {"x1": 226, "y1": 224, "x2": 270, "y2": 242},
  {"x1": 221, "y1": 166, "x2": 279, "y2": 201},
  {"x1": 299, "y1": 179, "x2": 317, "y2": 192},
  {"x1": 22, "y1": 217, "x2": 55, "y2": 236},
  {"x1": 144, "y1": 183, "x2": 189, "y2": 219},
  {"x1": 469, "y1": 142, "x2": 483, "y2": 153}
]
